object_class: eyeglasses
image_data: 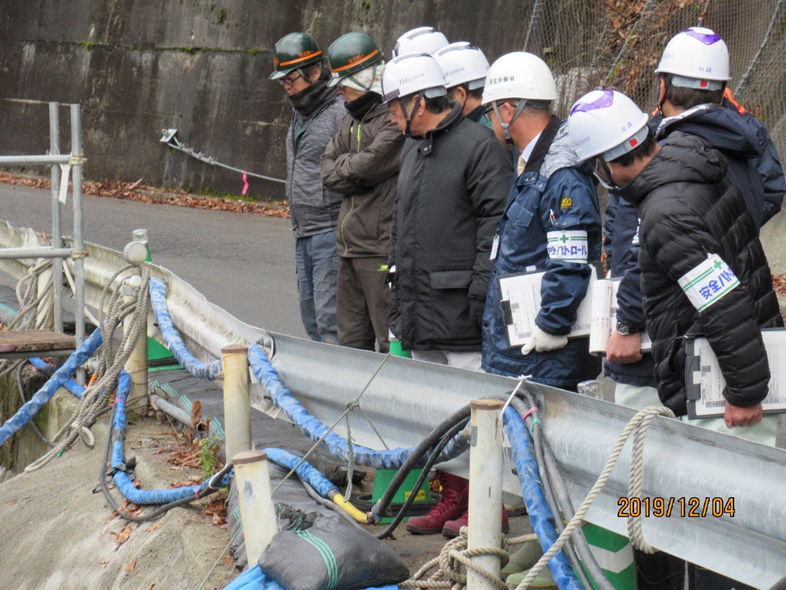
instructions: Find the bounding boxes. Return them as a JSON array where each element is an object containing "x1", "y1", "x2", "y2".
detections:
[{"x1": 278, "y1": 73, "x2": 303, "y2": 87}]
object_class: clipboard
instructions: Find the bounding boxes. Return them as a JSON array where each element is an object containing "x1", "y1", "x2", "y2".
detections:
[
  {"x1": 497, "y1": 263, "x2": 599, "y2": 349},
  {"x1": 684, "y1": 329, "x2": 786, "y2": 419}
]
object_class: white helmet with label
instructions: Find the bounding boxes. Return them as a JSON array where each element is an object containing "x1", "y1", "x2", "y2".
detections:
[
  {"x1": 655, "y1": 27, "x2": 730, "y2": 90},
  {"x1": 392, "y1": 26, "x2": 449, "y2": 58},
  {"x1": 481, "y1": 52, "x2": 557, "y2": 146},
  {"x1": 567, "y1": 89, "x2": 649, "y2": 162},
  {"x1": 481, "y1": 52, "x2": 557, "y2": 105},
  {"x1": 381, "y1": 53, "x2": 448, "y2": 102},
  {"x1": 434, "y1": 42, "x2": 489, "y2": 90}
]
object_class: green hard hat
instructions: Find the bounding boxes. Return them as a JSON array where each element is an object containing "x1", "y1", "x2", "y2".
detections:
[
  {"x1": 270, "y1": 32, "x2": 324, "y2": 80},
  {"x1": 326, "y1": 32, "x2": 383, "y2": 87}
]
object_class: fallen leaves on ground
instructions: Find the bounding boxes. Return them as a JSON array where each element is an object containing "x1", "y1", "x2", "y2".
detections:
[
  {"x1": 146, "y1": 583, "x2": 156, "y2": 590},
  {"x1": 111, "y1": 526, "x2": 133, "y2": 547},
  {"x1": 147, "y1": 522, "x2": 163, "y2": 533},
  {"x1": 125, "y1": 557, "x2": 138, "y2": 571},
  {"x1": 203, "y1": 491, "x2": 228, "y2": 527},
  {"x1": 0, "y1": 173, "x2": 290, "y2": 218}
]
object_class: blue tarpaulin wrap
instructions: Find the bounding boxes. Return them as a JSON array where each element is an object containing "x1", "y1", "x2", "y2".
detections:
[
  {"x1": 262, "y1": 447, "x2": 337, "y2": 499},
  {"x1": 111, "y1": 371, "x2": 231, "y2": 505},
  {"x1": 247, "y1": 343, "x2": 468, "y2": 470},
  {"x1": 0, "y1": 328, "x2": 103, "y2": 447},
  {"x1": 149, "y1": 278, "x2": 223, "y2": 380},
  {"x1": 27, "y1": 357, "x2": 85, "y2": 399},
  {"x1": 503, "y1": 406, "x2": 582, "y2": 589},
  {"x1": 222, "y1": 565, "x2": 402, "y2": 590}
]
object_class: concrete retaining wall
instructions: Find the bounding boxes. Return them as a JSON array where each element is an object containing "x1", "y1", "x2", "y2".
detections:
[{"x1": 0, "y1": 0, "x2": 538, "y2": 201}]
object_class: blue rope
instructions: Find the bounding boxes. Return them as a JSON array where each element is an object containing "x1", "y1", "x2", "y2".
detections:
[
  {"x1": 247, "y1": 343, "x2": 468, "y2": 470},
  {"x1": 27, "y1": 357, "x2": 85, "y2": 398},
  {"x1": 148, "y1": 278, "x2": 223, "y2": 380},
  {"x1": 111, "y1": 371, "x2": 231, "y2": 505},
  {"x1": 502, "y1": 406, "x2": 582, "y2": 589},
  {"x1": 0, "y1": 328, "x2": 103, "y2": 447},
  {"x1": 263, "y1": 447, "x2": 337, "y2": 499}
]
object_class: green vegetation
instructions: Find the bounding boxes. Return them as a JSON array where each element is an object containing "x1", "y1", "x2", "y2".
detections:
[
  {"x1": 197, "y1": 435, "x2": 222, "y2": 480},
  {"x1": 217, "y1": 8, "x2": 228, "y2": 24}
]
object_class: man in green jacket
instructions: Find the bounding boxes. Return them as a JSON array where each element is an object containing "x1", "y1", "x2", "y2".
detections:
[{"x1": 320, "y1": 33, "x2": 405, "y2": 352}]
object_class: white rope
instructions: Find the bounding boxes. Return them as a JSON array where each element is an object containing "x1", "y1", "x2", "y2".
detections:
[{"x1": 515, "y1": 405, "x2": 674, "y2": 588}]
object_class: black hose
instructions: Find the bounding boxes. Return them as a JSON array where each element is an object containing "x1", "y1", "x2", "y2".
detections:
[
  {"x1": 376, "y1": 416, "x2": 470, "y2": 539},
  {"x1": 98, "y1": 402, "x2": 231, "y2": 523},
  {"x1": 371, "y1": 403, "x2": 472, "y2": 520},
  {"x1": 17, "y1": 362, "x2": 54, "y2": 448}
]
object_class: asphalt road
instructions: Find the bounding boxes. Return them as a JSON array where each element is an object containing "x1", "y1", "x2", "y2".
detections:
[{"x1": 0, "y1": 182, "x2": 305, "y2": 337}]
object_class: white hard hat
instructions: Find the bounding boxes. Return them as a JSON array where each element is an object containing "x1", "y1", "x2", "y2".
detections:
[
  {"x1": 567, "y1": 90, "x2": 649, "y2": 162},
  {"x1": 481, "y1": 52, "x2": 557, "y2": 105},
  {"x1": 655, "y1": 27, "x2": 730, "y2": 90},
  {"x1": 392, "y1": 26, "x2": 449, "y2": 58},
  {"x1": 434, "y1": 42, "x2": 490, "y2": 90},
  {"x1": 381, "y1": 53, "x2": 448, "y2": 103}
]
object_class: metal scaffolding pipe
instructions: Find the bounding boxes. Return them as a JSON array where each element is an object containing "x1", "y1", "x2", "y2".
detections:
[
  {"x1": 49, "y1": 102, "x2": 63, "y2": 334},
  {"x1": 0, "y1": 247, "x2": 74, "y2": 259},
  {"x1": 0, "y1": 154, "x2": 72, "y2": 165},
  {"x1": 70, "y1": 104, "x2": 86, "y2": 385}
]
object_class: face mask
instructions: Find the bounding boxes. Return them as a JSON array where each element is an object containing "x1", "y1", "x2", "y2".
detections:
[{"x1": 592, "y1": 157, "x2": 620, "y2": 191}]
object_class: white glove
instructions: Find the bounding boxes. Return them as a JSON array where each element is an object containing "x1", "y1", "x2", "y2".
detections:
[{"x1": 521, "y1": 326, "x2": 568, "y2": 356}]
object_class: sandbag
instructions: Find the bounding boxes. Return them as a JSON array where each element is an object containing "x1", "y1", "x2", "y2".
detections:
[{"x1": 258, "y1": 511, "x2": 409, "y2": 590}]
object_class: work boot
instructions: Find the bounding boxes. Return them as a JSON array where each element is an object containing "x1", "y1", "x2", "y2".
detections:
[
  {"x1": 505, "y1": 565, "x2": 556, "y2": 589},
  {"x1": 442, "y1": 505, "x2": 509, "y2": 538},
  {"x1": 406, "y1": 471, "x2": 468, "y2": 535},
  {"x1": 500, "y1": 540, "x2": 543, "y2": 577}
]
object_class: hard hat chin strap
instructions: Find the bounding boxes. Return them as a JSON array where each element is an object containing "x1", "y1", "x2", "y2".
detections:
[
  {"x1": 492, "y1": 100, "x2": 528, "y2": 147},
  {"x1": 399, "y1": 92, "x2": 423, "y2": 138},
  {"x1": 593, "y1": 158, "x2": 621, "y2": 191}
]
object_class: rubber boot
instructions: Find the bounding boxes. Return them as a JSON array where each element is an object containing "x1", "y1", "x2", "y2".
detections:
[
  {"x1": 500, "y1": 540, "x2": 543, "y2": 577},
  {"x1": 505, "y1": 565, "x2": 556, "y2": 589},
  {"x1": 442, "y1": 504, "x2": 509, "y2": 538},
  {"x1": 405, "y1": 471, "x2": 469, "y2": 535}
]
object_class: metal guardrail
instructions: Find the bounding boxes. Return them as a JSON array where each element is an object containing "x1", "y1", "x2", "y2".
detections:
[
  {"x1": 266, "y1": 333, "x2": 786, "y2": 588},
  {"x1": 0, "y1": 220, "x2": 783, "y2": 586}
]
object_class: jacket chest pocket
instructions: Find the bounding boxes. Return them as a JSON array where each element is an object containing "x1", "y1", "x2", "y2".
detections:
[{"x1": 505, "y1": 200, "x2": 535, "y2": 229}]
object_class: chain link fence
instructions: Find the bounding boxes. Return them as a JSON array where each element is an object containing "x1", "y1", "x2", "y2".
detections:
[{"x1": 515, "y1": 0, "x2": 786, "y2": 157}]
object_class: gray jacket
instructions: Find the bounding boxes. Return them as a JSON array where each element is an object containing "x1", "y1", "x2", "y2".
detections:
[{"x1": 285, "y1": 94, "x2": 346, "y2": 238}]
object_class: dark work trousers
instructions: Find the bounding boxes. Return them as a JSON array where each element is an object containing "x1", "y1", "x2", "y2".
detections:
[{"x1": 336, "y1": 256, "x2": 390, "y2": 353}]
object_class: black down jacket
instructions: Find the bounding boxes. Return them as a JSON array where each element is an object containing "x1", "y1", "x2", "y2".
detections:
[
  {"x1": 619, "y1": 132, "x2": 783, "y2": 415},
  {"x1": 389, "y1": 103, "x2": 512, "y2": 352}
]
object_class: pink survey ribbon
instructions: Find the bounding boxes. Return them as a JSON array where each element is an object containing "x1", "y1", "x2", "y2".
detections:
[{"x1": 242, "y1": 171, "x2": 249, "y2": 195}]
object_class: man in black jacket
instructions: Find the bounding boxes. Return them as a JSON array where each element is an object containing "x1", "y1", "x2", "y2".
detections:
[
  {"x1": 381, "y1": 52, "x2": 511, "y2": 371},
  {"x1": 569, "y1": 89, "x2": 783, "y2": 590},
  {"x1": 569, "y1": 89, "x2": 782, "y2": 431},
  {"x1": 380, "y1": 52, "x2": 512, "y2": 538}
]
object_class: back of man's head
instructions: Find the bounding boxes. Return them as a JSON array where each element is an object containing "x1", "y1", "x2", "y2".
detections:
[{"x1": 655, "y1": 27, "x2": 730, "y2": 110}]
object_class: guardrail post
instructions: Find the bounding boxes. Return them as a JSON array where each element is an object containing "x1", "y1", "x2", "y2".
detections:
[
  {"x1": 233, "y1": 450, "x2": 278, "y2": 564},
  {"x1": 223, "y1": 344, "x2": 252, "y2": 458},
  {"x1": 467, "y1": 399, "x2": 505, "y2": 590},
  {"x1": 122, "y1": 273, "x2": 148, "y2": 411}
]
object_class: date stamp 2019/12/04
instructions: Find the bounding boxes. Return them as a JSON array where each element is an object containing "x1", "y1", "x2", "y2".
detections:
[{"x1": 618, "y1": 497, "x2": 735, "y2": 518}]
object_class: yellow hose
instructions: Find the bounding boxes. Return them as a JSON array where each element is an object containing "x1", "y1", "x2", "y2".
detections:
[{"x1": 330, "y1": 492, "x2": 370, "y2": 524}]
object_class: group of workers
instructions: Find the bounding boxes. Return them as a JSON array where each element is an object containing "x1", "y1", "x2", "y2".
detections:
[{"x1": 269, "y1": 24, "x2": 785, "y2": 590}]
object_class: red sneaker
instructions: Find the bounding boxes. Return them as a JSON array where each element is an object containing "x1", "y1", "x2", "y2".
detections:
[
  {"x1": 405, "y1": 471, "x2": 469, "y2": 535},
  {"x1": 442, "y1": 505, "x2": 509, "y2": 538}
]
